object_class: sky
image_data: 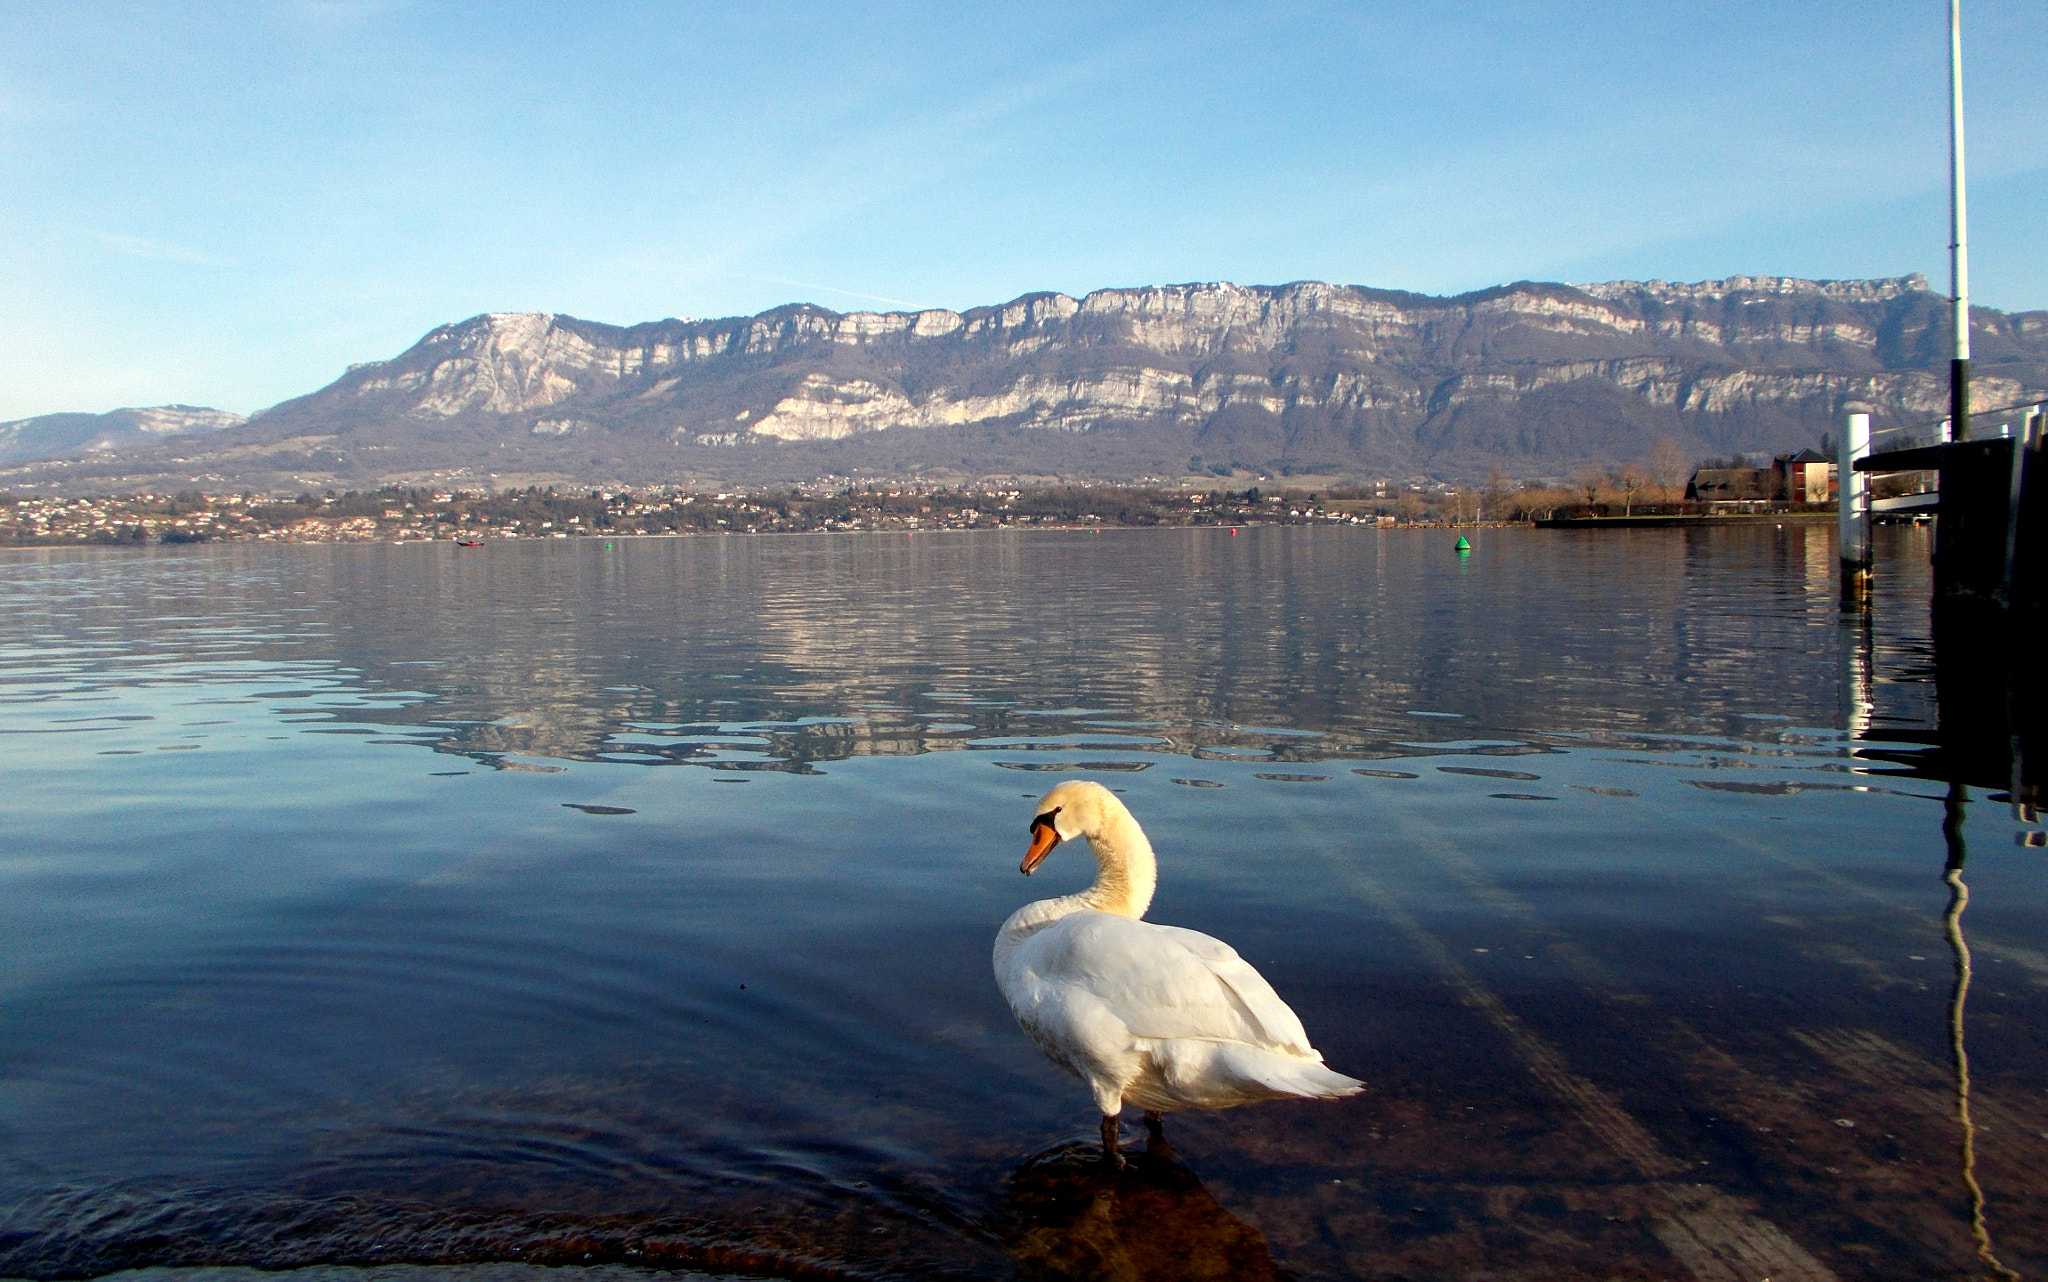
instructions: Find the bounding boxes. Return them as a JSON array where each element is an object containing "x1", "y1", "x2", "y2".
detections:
[{"x1": 2, "y1": 0, "x2": 2043, "y2": 420}]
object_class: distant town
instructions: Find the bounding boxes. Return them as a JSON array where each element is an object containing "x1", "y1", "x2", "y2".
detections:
[{"x1": 0, "y1": 451, "x2": 1869, "y2": 547}]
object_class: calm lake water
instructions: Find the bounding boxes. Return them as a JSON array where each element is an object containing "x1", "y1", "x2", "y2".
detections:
[{"x1": 1, "y1": 525, "x2": 2042, "y2": 1282}]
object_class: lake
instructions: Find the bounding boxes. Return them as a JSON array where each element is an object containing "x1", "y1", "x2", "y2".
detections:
[{"x1": 1, "y1": 525, "x2": 2042, "y2": 1282}]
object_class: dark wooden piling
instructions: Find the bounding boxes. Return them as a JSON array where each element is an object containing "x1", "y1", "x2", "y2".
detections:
[{"x1": 1856, "y1": 416, "x2": 2043, "y2": 613}]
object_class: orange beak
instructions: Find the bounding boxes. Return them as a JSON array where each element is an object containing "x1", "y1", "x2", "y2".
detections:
[{"x1": 1022, "y1": 820, "x2": 1061, "y2": 874}]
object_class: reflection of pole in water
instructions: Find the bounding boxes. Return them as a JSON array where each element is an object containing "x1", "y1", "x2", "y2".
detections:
[
  {"x1": 1839, "y1": 608, "x2": 1874, "y2": 742},
  {"x1": 1940, "y1": 782, "x2": 2019, "y2": 1281}
]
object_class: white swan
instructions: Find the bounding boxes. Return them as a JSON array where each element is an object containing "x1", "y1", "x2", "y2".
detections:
[{"x1": 993, "y1": 780, "x2": 1362, "y2": 1161}]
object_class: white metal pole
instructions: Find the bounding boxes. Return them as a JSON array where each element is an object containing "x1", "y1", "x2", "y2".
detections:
[
  {"x1": 1841, "y1": 410, "x2": 1872, "y2": 603},
  {"x1": 1949, "y1": 0, "x2": 1972, "y2": 439}
]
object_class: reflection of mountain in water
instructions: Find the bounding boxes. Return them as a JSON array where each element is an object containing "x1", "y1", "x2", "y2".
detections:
[
  {"x1": 191, "y1": 527, "x2": 1939, "y2": 772},
  {"x1": 1002, "y1": 1141, "x2": 1286, "y2": 1282}
]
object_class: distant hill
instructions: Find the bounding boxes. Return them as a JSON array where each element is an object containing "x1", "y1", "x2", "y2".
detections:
[
  {"x1": 6, "y1": 275, "x2": 2044, "y2": 493},
  {"x1": 0, "y1": 405, "x2": 245, "y2": 469}
]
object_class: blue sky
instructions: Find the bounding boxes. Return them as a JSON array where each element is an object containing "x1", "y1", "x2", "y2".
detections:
[{"x1": 2, "y1": 0, "x2": 2043, "y2": 419}]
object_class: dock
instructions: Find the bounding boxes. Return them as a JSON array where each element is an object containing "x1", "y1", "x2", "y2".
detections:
[{"x1": 1845, "y1": 402, "x2": 2044, "y2": 612}]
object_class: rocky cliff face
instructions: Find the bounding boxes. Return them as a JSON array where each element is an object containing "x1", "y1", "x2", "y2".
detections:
[{"x1": 11, "y1": 276, "x2": 2046, "y2": 489}]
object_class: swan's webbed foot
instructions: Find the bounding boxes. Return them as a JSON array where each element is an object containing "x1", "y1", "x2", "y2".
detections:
[{"x1": 1099, "y1": 1114, "x2": 1126, "y2": 1168}]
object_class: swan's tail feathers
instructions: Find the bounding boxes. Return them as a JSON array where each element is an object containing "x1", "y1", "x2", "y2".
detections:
[
  {"x1": 1153, "y1": 1040, "x2": 1364, "y2": 1108},
  {"x1": 1240, "y1": 1051, "x2": 1364, "y2": 1100}
]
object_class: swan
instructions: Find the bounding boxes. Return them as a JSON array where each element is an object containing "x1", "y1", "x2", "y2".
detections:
[{"x1": 993, "y1": 780, "x2": 1362, "y2": 1162}]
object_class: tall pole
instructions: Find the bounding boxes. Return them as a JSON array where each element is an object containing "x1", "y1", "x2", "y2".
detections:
[
  {"x1": 1949, "y1": 0, "x2": 1972, "y2": 441},
  {"x1": 1841, "y1": 408, "x2": 1872, "y2": 604}
]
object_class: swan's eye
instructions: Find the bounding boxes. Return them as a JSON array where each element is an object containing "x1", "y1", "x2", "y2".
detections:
[{"x1": 1029, "y1": 807, "x2": 1061, "y2": 835}]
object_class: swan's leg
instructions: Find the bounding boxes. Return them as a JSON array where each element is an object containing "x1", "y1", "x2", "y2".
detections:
[
  {"x1": 1099, "y1": 1114, "x2": 1124, "y2": 1166},
  {"x1": 1141, "y1": 1109, "x2": 1173, "y2": 1160}
]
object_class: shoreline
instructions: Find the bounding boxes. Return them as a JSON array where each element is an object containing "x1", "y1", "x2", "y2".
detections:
[
  {"x1": 0, "y1": 519, "x2": 1847, "y2": 553},
  {"x1": 1534, "y1": 510, "x2": 1836, "y2": 529}
]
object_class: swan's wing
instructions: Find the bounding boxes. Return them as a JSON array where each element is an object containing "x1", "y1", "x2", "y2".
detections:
[
  {"x1": 1016, "y1": 912, "x2": 1316, "y2": 1056},
  {"x1": 1145, "y1": 923, "x2": 1315, "y2": 1055}
]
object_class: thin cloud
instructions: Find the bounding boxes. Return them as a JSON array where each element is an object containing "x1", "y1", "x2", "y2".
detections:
[
  {"x1": 86, "y1": 231, "x2": 234, "y2": 267},
  {"x1": 616, "y1": 45, "x2": 1134, "y2": 310},
  {"x1": 748, "y1": 276, "x2": 923, "y2": 310}
]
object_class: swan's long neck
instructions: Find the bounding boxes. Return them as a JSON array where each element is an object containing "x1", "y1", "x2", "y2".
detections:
[
  {"x1": 996, "y1": 795, "x2": 1159, "y2": 963},
  {"x1": 1077, "y1": 807, "x2": 1156, "y2": 919}
]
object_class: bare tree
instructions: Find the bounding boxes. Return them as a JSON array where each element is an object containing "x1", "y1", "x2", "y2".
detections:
[
  {"x1": 1615, "y1": 463, "x2": 1647, "y2": 516},
  {"x1": 1648, "y1": 437, "x2": 1688, "y2": 499},
  {"x1": 1482, "y1": 468, "x2": 1514, "y2": 521},
  {"x1": 1573, "y1": 464, "x2": 1607, "y2": 509}
]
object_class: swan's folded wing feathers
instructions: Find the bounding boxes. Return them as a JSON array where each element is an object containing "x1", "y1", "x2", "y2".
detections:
[
  {"x1": 1148, "y1": 924, "x2": 1315, "y2": 1055},
  {"x1": 1034, "y1": 912, "x2": 1313, "y2": 1054}
]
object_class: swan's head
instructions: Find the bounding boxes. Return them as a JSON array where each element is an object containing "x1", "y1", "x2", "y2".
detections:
[{"x1": 1022, "y1": 780, "x2": 1126, "y2": 874}]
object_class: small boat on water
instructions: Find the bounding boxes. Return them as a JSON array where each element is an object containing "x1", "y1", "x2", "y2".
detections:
[{"x1": 455, "y1": 539, "x2": 483, "y2": 547}]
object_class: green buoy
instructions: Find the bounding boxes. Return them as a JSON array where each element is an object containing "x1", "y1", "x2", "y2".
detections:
[{"x1": 1454, "y1": 536, "x2": 1471, "y2": 554}]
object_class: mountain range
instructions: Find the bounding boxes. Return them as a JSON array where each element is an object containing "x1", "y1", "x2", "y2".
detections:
[{"x1": 5, "y1": 274, "x2": 2044, "y2": 492}]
